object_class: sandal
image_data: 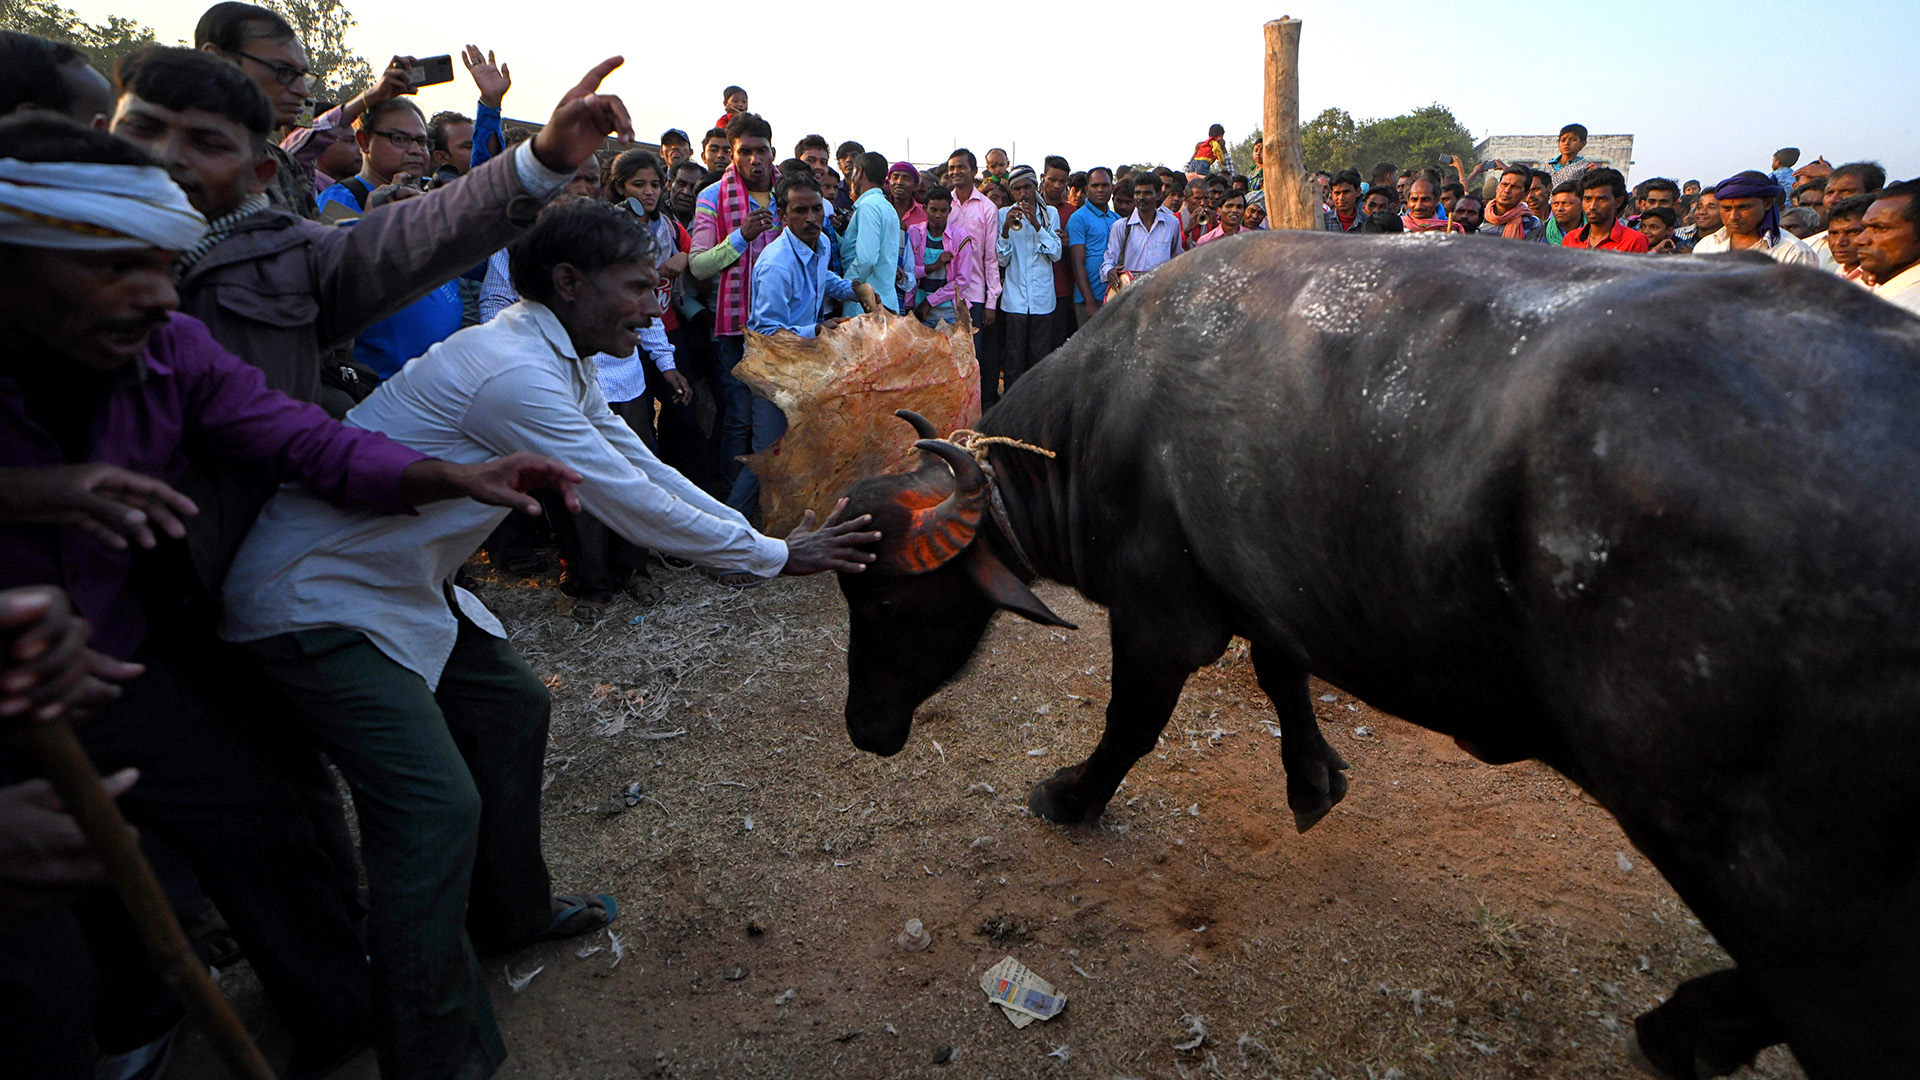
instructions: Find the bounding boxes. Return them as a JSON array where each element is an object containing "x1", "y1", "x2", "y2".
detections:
[
  {"x1": 701, "y1": 565, "x2": 766, "y2": 588},
  {"x1": 625, "y1": 577, "x2": 665, "y2": 607},
  {"x1": 570, "y1": 597, "x2": 612, "y2": 624},
  {"x1": 534, "y1": 893, "x2": 618, "y2": 942}
]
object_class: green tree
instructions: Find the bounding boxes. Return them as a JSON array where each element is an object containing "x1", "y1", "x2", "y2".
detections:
[
  {"x1": 1299, "y1": 103, "x2": 1478, "y2": 178},
  {"x1": 1, "y1": 0, "x2": 160, "y2": 77},
  {"x1": 261, "y1": 0, "x2": 372, "y2": 102},
  {"x1": 1229, "y1": 128, "x2": 1261, "y2": 176}
]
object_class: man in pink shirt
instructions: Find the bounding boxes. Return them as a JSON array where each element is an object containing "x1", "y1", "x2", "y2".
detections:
[{"x1": 943, "y1": 148, "x2": 1003, "y2": 402}]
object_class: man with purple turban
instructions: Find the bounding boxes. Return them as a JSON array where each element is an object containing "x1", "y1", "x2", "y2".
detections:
[{"x1": 1692, "y1": 171, "x2": 1818, "y2": 266}]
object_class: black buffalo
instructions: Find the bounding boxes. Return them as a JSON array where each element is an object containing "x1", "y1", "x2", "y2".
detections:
[{"x1": 834, "y1": 231, "x2": 1920, "y2": 1078}]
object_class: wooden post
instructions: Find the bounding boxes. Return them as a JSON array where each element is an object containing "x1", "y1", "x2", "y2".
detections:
[
  {"x1": 16, "y1": 720, "x2": 278, "y2": 1080},
  {"x1": 1262, "y1": 17, "x2": 1316, "y2": 230}
]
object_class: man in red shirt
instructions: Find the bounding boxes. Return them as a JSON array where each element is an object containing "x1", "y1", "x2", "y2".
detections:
[
  {"x1": 1041, "y1": 154, "x2": 1077, "y2": 355},
  {"x1": 1563, "y1": 167, "x2": 1650, "y2": 253}
]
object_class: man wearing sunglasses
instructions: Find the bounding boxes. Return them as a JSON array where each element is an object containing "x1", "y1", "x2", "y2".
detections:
[{"x1": 196, "y1": 2, "x2": 417, "y2": 220}]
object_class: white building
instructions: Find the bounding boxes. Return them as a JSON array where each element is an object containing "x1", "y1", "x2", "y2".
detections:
[{"x1": 1473, "y1": 134, "x2": 1635, "y2": 181}]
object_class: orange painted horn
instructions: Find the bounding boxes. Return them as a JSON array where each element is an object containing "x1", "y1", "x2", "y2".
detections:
[{"x1": 882, "y1": 439, "x2": 988, "y2": 575}]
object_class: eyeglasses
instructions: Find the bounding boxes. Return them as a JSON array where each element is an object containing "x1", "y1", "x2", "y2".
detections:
[
  {"x1": 231, "y1": 50, "x2": 312, "y2": 88},
  {"x1": 369, "y1": 129, "x2": 429, "y2": 151}
]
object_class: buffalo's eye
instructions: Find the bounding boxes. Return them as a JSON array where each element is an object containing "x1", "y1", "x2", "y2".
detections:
[{"x1": 876, "y1": 598, "x2": 896, "y2": 617}]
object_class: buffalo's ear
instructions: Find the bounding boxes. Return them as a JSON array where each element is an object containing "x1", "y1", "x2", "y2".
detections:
[{"x1": 962, "y1": 545, "x2": 1077, "y2": 629}]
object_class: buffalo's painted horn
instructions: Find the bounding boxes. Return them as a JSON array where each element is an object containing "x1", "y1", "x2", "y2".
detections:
[
  {"x1": 882, "y1": 439, "x2": 987, "y2": 575},
  {"x1": 895, "y1": 409, "x2": 939, "y2": 439}
]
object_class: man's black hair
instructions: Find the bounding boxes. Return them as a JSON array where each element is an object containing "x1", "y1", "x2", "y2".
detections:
[
  {"x1": 702, "y1": 127, "x2": 727, "y2": 145},
  {"x1": 509, "y1": 198, "x2": 658, "y2": 306},
  {"x1": 1441, "y1": 181, "x2": 1464, "y2": 199},
  {"x1": 724, "y1": 111, "x2": 771, "y2": 145},
  {"x1": 116, "y1": 46, "x2": 273, "y2": 140},
  {"x1": 1559, "y1": 122, "x2": 1588, "y2": 140},
  {"x1": 1087, "y1": 165, "x2": 1113, "y2": 181},
  {"x1": 1330, "y1": 169, "x2": 1362, "y2": 191},
  {"x1": 1552, "y1": 180, "x2": 1581, "y2": 197},
  {"x1": 193, "y1": 2, "x2": 296, "y2": 50},
  {"x1": 923, "y1": 183, "x2": 952, "y2": 204},
  {"x1": 1499, "y1": 162, "x2": 1534, "y2": 185},
  {"x1": 1067, "y1": 170, "x2": 1087, "y2": 191},
  {"x1": 1372, "y1": 161, "x2": 1397, "y2": 178},
  {"x1": 1132, "y1": 171, "x2": 1162, "y2": 194},
  {"x1": 671, "y1": 158, "x2": 706, "y2": 180},
  {"x1": 0, "y1": 31, "x2": 87, "y2": 118},
  {"x1": 722, "y1": 85, "x2": 746, "y2": 100},
  {"x1": 659, "y1": 128, "x2": 690, "y2": 148},
  {"x1": 1162, "y1": 172, "x2": 1187, "y2": 194},
  {"x1": 0, "y1": 111, "x2": 158, "y2": 166},
  {"x1": 1774, "y1": 147, "x2": 1800, "y2": 168},
  {"x1": 356, "y1": 96, "x2": 424, "y2": 133},
  {"x1": 1208, "y1": 123, "x2": 1225, "y2": 137},
  {"x1": 855, "y1": 151, "x2": 888, "y2": 187},
  {"x1": 1875, "y1": 179, "x2": 1920, "y2": 231},
  {"x1": 1642, "y1": 176, "x2": 1680, "y2": 197},
  {"x1": 1639, "y1": 206, "x2": 1676, "y2": 227},
  {"x1": 427, "y1": 110, "x2": 471, "y2": 153},
  {"x1": 773, "y1": 168, "x2": 822, "y2": 210},
  {"x1": 946, "y1": 147, "x2": 976, "y2": 171},
  {"x1": 1359, "y1": 209, "x2": 1403, "y2": 233},
  {"x1": 1831, "y1": 161, "x2": 1887, "y2": 195},
  {"x1": 1530, "y1": 168, "x2": 1552, "y2": 185},
  {"x1": 795, "y1": 133, "x2": 829, "y2": 157},
  {"x1": 1827, "y1": 192, "x2": 1876, "y2": 221},
  {"x1": 1578, "y1": 167, "x2": 1629, "y2": 202},
  {"x1": 836, "y1": 140, "x2": 865, "y2": 160},
  {"x1": 1043, "y1": 154, "x2": 1069, "y2": 175}
]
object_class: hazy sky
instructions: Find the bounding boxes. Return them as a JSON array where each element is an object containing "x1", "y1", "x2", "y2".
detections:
[{"x1": 68, "y1": 0, "x2": 1920, "y2": 186}]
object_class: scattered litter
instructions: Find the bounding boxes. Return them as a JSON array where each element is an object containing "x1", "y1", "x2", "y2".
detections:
[
  {"x1": 833, "y1": 860, "x2": 855, "y2": 868},
  {"x1": 1035, "y1": 704, "x2": 1052, "y2": 716},
  {"x1": 884, "y1": 1023, "x2": 897, "y2": 1036},
  {"x1": 980, "y1": 956, "x2": 1066, "y2": 1027},
  {"x1": 1026, "y1": 748, "x2": 1047, "y2": 757},
  {"x1": 773, "y1": 988, "x2": 796, "y2": 1006},
  {"x1": 744, "y1": 815, "x2": 754, "y2": 831},
  {"x1": 897, "y1": 918, "x2": 932, "y2": 952},
  {"x1": 1260, "y1": 721, "x2": 1283, "y2": 738},
  {"x1": 1071, "y1": 963, "x2": 1096, "y2": 980},
  {"x1": 1187, "y1": 803, "x2": 1200, "y2": 817},
  {"x1": 932, "y1": 740, "x2": 946, "y2": 764},
  {"x1": 1638, "y1": 955, "x2": 1651, "y2": 972},
  {"x1": 575, "y1": 944, "x2": 602, "y2": 959},
  {"x1": 967, "y1": 782, "x2": 996, "y2": 796},
  {"x1": 725, "y1": 964, "x2": 749, "y2": 981},
  {"x1": 504, "y1": 964, "x2": 543, "y2": 992},
  {"x1": 1318, "y1": 693, "x2": 1338, "y2": 702},
  {"x1": 932, "y1": 1044, "x2": 955, "y2": 1064},
  {"x1": 607, "y1": 929, "x2": 625, "y2": 967},
  {"x1": 623, "y1": 782, "x2": 642, "y2": 806},
  {"x1": 1353, "y1": 726, "x2": 1373, "y2": 737},
  {"x1": 1047, "y1": 1044, "x2": 1071, "y2": 1062},
  {"x1": 627, "y1": 614, "x2": 645, "y2": 625},
  {"x1": 1346, "y1": 703, "x2": 1359, "y2": 712},
  {"x1": 1173, "y1": 1013, "x2": 1208, "y2": 1051},
  {"x1": 699, "y1": 779, "x2": 750, "y2": 790},
  {"x1": 1616, "y1": 851, "x2": 1633, "y2": 872},
  {"x1": 633, "y1": 728, "x2": 686, "y2": 740}
]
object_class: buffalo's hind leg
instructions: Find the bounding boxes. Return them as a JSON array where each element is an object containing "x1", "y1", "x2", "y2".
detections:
[
  {"x1": 1027, "y1": 650, "x2": 1190, "y2": 826},
  {"x1": 1250, "y1": 644, "x2": 1350, "y2": 832}
]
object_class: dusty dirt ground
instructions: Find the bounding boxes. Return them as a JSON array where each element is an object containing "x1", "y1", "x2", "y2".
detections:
[{"x1": 187, "y1": 559, "x2": 1809, "y2": 1080}]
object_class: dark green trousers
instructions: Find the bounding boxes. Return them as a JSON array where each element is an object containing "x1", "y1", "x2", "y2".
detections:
[{"x1": 240, "y1": 612, "x2": 553, "y2": 1080}]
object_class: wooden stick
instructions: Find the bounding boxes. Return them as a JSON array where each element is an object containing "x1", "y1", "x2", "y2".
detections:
[
  {"x1": 1262, "y1": 17, "x2": 1317, "y2": 231},
  {"x1": 15, "y1": 719, "x2": 277, "y2": 1080}
]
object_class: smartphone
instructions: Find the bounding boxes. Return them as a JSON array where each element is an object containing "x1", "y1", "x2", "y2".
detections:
[{"x1": 408, "y1": 54, "x2": 456, "y2": 87}]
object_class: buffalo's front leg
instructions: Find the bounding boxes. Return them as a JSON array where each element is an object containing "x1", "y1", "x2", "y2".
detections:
[
  {"x1": 1626, "y1": 967, "x2": 1783, "y2": 1080},
  {"x1": 1251, "y1": 644, "x2": 1350, "y2": 832},
  {"x1": 1027, "y1": 657, "x2": 1188, "y2": 825}
]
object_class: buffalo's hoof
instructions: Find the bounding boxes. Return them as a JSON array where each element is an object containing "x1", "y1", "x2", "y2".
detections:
[
  {"x1": 1027, "y1": 770, "x2": 1096, "y2": 825},
  {"x1": 1287, "y1": 753, "x2": 1350, "y2": 834}
]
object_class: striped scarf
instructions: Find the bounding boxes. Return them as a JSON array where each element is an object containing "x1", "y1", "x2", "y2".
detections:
[
  {"x1": 173, "y1": 194, "x2": 269, "y2": 277},
  {"x1": 1401, "y1": 214, "x2": 1459, "y2": 233},
  {"x1": 711, "y1": 166, "x2": 778, "y2": 336}
]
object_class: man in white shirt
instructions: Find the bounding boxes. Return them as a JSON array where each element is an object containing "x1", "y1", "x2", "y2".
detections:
[
  {"x1": 219, "y1": 199, "x2": 878, "y2": 1079},
  {"x1": 1691, "y1": 171, "x2": 1818, "y2": 266},
  {"x1": 1100, "y1": 171, "x2": 1186, "y2": 289},
  {"x1": 1860, "y1": 179, "x2": 1920, "y2": 315}
]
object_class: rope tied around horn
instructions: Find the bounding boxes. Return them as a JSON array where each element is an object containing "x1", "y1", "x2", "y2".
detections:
[
  {"x1": 940, "y1": 430, "x2": 1051, "y2": 577},
  {"x1": 944, "y1": 429, "x2": 1057, "y2": 462}
]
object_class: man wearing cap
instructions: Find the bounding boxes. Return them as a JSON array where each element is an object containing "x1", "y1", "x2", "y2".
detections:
[
  {"x1": 0, "y1": 112, "x2": 579, "y2": 1078},
  {"x1": 1692, "y1": 171, "x2": 1818, "y2": 266},
  {"x1": 841, "y1": 150, "x2": 904, "y2": 316}
]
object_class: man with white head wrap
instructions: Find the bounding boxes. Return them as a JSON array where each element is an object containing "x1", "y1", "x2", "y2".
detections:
[{"x1": 0, "y1": 112, "x2": 585, "y2": 1079}]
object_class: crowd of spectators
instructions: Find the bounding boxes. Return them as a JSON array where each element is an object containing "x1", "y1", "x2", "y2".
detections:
[{"x1": 1, "y1": 11, "x2": 1918, "y2": 1080}]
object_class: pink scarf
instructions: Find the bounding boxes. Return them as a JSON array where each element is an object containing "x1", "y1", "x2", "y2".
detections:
[
  {"x1": 711, "y1": 165, "x2": 779, "y2": 336},
  {"x1": 1484, "y1": 200, "x2": 1529, "y2": 240},
  {"x1": 1401, "y1": 215, "x2": 1460, "y2": 233}
]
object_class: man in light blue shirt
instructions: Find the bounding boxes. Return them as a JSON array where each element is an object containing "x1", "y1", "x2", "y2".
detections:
[
  {"x1": 736, "y1": 170, "x2": 876, "y2": 515},
  {"x1": 1067, "y1": 166, "x2": 1120, "y2": 322},
  {"x1": 840, "y1": 151, "x2": 903, "y2": 316}
]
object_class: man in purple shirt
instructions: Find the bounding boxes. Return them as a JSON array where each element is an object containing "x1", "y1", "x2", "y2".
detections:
[{"x1": 0, "y1": 113, "x2": 578, "y2": 1077}]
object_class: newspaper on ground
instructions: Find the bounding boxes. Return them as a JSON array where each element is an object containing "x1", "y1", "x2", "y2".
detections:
[{"x1": 979, "y1": 955, "x2": 1067, "y2": 1028}]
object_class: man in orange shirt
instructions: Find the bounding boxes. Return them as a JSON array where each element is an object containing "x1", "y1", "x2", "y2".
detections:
[{"x1": 1563, "y1": 168, "x2": 1650, "y2": 253}]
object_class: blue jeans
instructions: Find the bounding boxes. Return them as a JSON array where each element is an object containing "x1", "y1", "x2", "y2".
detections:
[{"x1": 716, "y1": 335, "x2": 787, "y2": 518}]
